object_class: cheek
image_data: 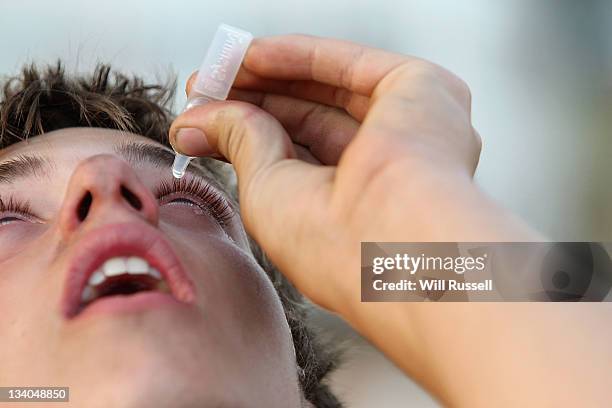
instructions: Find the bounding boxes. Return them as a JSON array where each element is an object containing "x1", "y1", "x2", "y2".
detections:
[
  {"x1": 158, "y1": 206, "x2": 229, "y2": 237},
  {"x1": 158, "y1": 204, "x2": 249, "y2": 248},
  {"x1": 169, "y1": 234, "x2": 296, "y2": 375},
  {"x1": 181, "y1": 235, "x2": 287, "y2": 332},
  {"x1": 0, "y1": 242, "x2": 60, "y2": 374},
  {"x1": 0, "y1": 257, "x2": 26, "y2": 321},
  {"x1": 0, "y1": 224, "x2": 48, "y2": 263}
]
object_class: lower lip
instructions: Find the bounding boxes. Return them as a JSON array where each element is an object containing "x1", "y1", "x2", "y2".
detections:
[{"x1": 75, "y1": 291, "x2": 190, "y2": 319}]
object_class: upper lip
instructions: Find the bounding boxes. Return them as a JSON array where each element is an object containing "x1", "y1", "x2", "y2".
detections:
[{"x1": 61, "y1": 222, "x2": 196, "y2": 318}]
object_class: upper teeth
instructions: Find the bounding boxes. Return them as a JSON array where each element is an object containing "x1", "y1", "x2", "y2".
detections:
[{"x1": 81, "y1": 256, "x2": 163, "y2": 302}]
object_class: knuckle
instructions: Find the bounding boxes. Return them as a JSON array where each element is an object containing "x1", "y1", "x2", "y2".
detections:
[
  {"x1": 446, "y1": 74, "x2": 472, "y2": 106},
  {"x1": 400, "y1": 59, "x2": 440, "y2": 81},
  {"x1": 393, "y1": 60, "x2": 472, "y2": 106},
  {"x1": 332, "y1": 86, "x2": 352, "y2": 108},
  {"x1": 337, "y1": 46, "x2": 364, "y2": 89},
  {"x1": 375, "y1": 59, "x2": 440, "y2": 97},
  {"x1": 215, "y1": 104, "x2": 268, "y2": 160},
  {"x1": 239, "y1": 104, "x2": 270, "y2": 129},
  {"x1": 429, "y1": 66, "x2": 472, "y2": 107}
]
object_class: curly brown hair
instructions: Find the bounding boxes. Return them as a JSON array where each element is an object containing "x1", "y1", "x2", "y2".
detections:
[{"x1": 0, "y1": 62, "x2": 342, "y2": 407}]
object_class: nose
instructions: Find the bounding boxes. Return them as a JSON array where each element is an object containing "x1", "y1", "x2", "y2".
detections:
[{"x1": 58, "y1": 154, "x2": 159, "y2": 238}]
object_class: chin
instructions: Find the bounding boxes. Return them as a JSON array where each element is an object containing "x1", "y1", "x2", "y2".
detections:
[
  {"x1": 66, "y1": 342, "x2": 229, "y2": 408},
  {"x1": 61, "y1": 318, "x2": 227, "y2": 407}
]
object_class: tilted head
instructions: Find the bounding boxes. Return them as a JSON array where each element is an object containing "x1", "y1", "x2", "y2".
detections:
[{"x1": 0, "y1": 63, "x2": 340, "y2": 407}]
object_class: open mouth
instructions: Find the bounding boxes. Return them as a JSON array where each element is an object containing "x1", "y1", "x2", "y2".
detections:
[
  {"x1": 80, "y1": 256, "x2": 170, "y2": 309},
  {"x1": 62, "y1": 223, "x2": 196, "y2": 319}
]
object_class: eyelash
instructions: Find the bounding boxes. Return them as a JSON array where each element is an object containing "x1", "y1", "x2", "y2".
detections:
[
  {"x1": 154, "y1": 178, "x2": 234, "y2": 226},
  {"x1": 0, "y1": 196, "x2": 33, "y2": 215},
  {"x1": 0, "y1": 179, "x2": 234, "y2": 227},
  {"x1": 0, "y1": 196, "x2": 34, "y2": 224}
]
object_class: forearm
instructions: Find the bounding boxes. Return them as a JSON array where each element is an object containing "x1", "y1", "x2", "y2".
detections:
[
  {"x1": 345, "y1": 300, "x2": 611, "y2": 407},
  {"x1": 337, "y1": 170, "x2": 605, "y2": 406}
]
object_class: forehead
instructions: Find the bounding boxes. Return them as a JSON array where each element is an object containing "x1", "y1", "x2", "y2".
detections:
[
  {"x1": 0, "y1": 128, "x2": 183, "y2": 200},
  {"x1": 0, "y1": 127, "x2": 180, "y2": 187},
  {"x1": 0, "y1": 127, "x2": 167, "y2": 162}
]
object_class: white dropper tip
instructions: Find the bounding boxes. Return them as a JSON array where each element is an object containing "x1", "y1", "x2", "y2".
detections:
[{"x1": 172, "y1": 154, "x2": 193, "y2": 179}]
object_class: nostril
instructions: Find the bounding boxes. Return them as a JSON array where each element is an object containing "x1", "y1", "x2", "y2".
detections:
[
  {"x1": 121, "y1": 185, "x2": 143, "y2": 211},
  {"x1": 77, "y1": 192, "x2": 93, "y2": 222}
]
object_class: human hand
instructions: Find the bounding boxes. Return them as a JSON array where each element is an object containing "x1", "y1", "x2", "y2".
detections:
[
  {"x1": 169, "y1": 35, "x2": 481, "y2": 315},
  {"x1": 170, "y1": 36, "x2": 606, "y2": 408}
]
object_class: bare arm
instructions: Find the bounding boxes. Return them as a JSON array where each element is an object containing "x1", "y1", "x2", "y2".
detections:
[{"x1": 170, "y1": 35, "x2": 611, "y2": 407}]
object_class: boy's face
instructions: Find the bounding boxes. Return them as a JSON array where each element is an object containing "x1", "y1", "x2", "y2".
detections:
[{"x1": 0, "y1": 128, "x2": 301, "y2": 406}]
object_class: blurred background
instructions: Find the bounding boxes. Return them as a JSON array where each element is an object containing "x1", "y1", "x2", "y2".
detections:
[{"x1": 2, "y1": 1, "x2": 611, "y2": 406}]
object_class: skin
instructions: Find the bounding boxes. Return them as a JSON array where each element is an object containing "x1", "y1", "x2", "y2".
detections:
[
  {"x1": 0, "y1": 129, "x2": 303, "y2": 407},
  {"x1": 170, "y1": 35, "x2": 612, "y2": 406}
]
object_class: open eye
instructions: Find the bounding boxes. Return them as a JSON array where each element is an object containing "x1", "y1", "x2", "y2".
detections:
[
  {"x1": 155, "y1": 178, "x2": 234, "y2": 226},
  {"x1": 165, "y1": 197, "x2": 200, "y2": 207},
  {"x1": 159, "y1": 195, "x2": 210, "y2": 219}
]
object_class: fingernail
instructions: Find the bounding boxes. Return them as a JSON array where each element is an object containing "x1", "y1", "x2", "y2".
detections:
[{"x1": 174, "y1": 127, "x2": 213, "y2": 156}]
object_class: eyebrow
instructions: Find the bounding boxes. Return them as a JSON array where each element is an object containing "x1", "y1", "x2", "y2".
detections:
[
  {"x1": 114, "y1": 142, "x2": 219, "y2": 186},
  {"x1": 0, "y1": 154, "x2": 55, "y2": 183},
  {"x1": 114, "y1": 142, "x2": 177, "y2": 170},
  {"x1": 0, "y1": 141, "x2": 214, "y2": 185}
]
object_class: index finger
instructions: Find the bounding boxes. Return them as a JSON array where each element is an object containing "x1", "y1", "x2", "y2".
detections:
[{"x1": 243, "y1": 34, "x2": 411, "y2": 96}]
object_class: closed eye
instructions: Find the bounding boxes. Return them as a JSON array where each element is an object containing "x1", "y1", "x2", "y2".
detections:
[
  {"x1": 0, "y1": 196, "x2": 37, "y2": 227},
  {"x1": 0, "y1": 216, "x2": 25, "y2": 226}
]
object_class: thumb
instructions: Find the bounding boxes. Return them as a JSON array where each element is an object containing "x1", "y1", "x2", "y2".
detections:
[
  {"x1": 169, "y1": 100, "x2": 312, "y2": 248},
  {"x1": 169, "y1": 100, "x2": 297, "y2": 194},
  {"x1": 171, "y1": 100, "x2": 340, "y2": 309}
]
